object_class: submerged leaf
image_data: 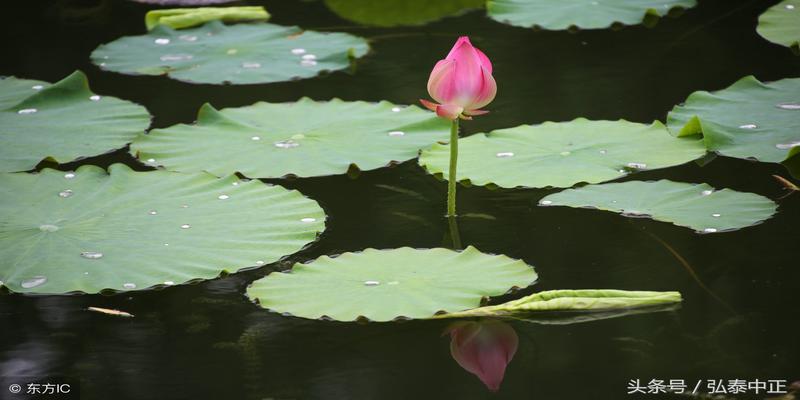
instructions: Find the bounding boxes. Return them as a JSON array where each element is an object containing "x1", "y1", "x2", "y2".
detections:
[
  {"x1": 0, "y1": 71, "x2": 150, "y2": 172},
  {"x1": 247, "y1": 246, "x2": 538, "y2": 322},
  {"x1": 0, "y1": 164, "x2": 325, "y2": 294},
  {"x1": 486, "y1": 0, "x2": 696, "y2": 30},
  {"x1": 437, "y1": 289, "x2": 682, "y2": 318},
  {"x1": 419, "y1": 119, "x2": 705, "y2": 189},
  {"x1": 145, "y1": 6, "x2": 270, "y2": 30},
  {"x1": 539, "y1": 180, "x2": 777, "y2": 233},
  {"x1": 757, "y1": 0, "x2": 800, "y2": 54},
  {"x1": 667, "y1": 76, "x2": 800, "y2": 163},
  {"x1": 91, "y1": 21, "x2": 369, "y2": 85},
  {"x1": 131, "y1": 98, "x2": 450, "y2": 178}
]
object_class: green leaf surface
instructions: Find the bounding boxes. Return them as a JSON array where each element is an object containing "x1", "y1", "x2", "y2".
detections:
[
  {"x1": 418, "y1": 119, "x2": 706, "y2": 189},
  {"x1": 247, "y1": 246, "x2": 538, "y2": 322},
  {"x1": 324, "y1": 0, "x2": 484, "y2": 27},
  {"x1": 0, "y1": 164, "x2": 325, "y2": 294},
  {"x1": 91, "y1": 21, "x2": 369, "y2": 85},
  {"x1": 145, "y1": 6, "x2": 270, "y2": 30},
  {"x1": 667, "y1": 76, "x2": 800, "y2": 163},
  {"x1": 0, "y1": 77, "x2": 49, "y2": 109},
  {"x1": 486, "y1": 0, "x2": 696, "y2": 30},
  {"x1": 539, "y1": 180, "x2": 777, "y2": 233},
  {"x1": 437, "y1": 289, "x2": 682, "y2": 318},
  {"x1": 757, "y1": 0, "x2": 800, "y2": 53},
  {"x1": 131, "y1": 98, "x2": 450, "y2": 178},
  {"x1": 0, "y1": 71, "x2": 150, "y2": 172}
]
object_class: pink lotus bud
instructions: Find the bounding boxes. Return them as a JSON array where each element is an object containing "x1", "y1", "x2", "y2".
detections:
[
  {"x1": 420, "y1": 36, "x2": 497, "y2": 120},
  {"x1": 446, "y1": 320, "x2": 518, "y2": 391}
]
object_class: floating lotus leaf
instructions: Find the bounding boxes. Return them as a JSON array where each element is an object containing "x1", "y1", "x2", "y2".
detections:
[
  {"x1": 539, "y1": 180, "x2": 777, "y2": 233},
  {"x1": 667, "y1": 76, "x2": 800, "y2": 163},
  {"x1": 438, "y1": 289, "x2": 682, "y2": 318},
  {"x1": 145, "y1": 6, "x2": 270, "y2": 30},
  {"x1": 91, "y1": 21, "x2": 369, "y2": 85},
  {"x1": 0, "y1": 164, "x2": 325, "y2": 294},
  {"x1": 131, "y1": 98, "x2": 450, "y2": 178},
  {"x1": 418, "y1": 119, "x2": 705, "y2": 189},
  {"x1": 324, "y1": 0, "x2": 484, "y2": 27},
  {"x1": 247, "y1": 246, "x2": 538, "y2": 322},
  {"x1": 0, "y1": 71, "x2": 150, "y2": 172},
  {"x1": 486, "y1": 0, "x2": 696, "y2": 30},
  {"x1": 757, "y1": 0, "x2": 800, "y2": 53}
]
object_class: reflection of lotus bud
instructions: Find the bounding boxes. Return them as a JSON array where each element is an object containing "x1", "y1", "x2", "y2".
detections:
[
  {"x1": 420, "y1": 36, "x2": 497, "y2": 120},
  {"x1": 446, "y1": 320, "x2": 518, "y2": 392}
]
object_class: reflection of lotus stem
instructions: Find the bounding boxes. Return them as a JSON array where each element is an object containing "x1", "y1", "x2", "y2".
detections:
[
  {"x1": 447, "y1": 119, "x2": 459, "y2": 217},
  {"x1": 448, "y1": 215, "x2": 462, "y2": 249}
]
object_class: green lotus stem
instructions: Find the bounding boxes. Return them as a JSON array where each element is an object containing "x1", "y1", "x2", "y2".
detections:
[
  {"x1": 435, "y1": 289, "x2": 683, "y2": 319},
  {"x1": 447, "y1": 119, "x2": 459, "y2": 217}
]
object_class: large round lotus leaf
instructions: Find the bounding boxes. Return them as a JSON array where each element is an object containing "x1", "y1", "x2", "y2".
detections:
[
  {"x1": 90, "y1": 21, "x2": 369, "y2": 85},
  {"x1": 247, "y1": 246, "x2": 538, "y2": 322},
  {"x1": 486, "y1": 0, "x2": 696, "y2": 30},
  {"x1": 0, "y1": 164, "x2": 325, "y2": 294},
  {"x1": 418, "y1": 119, "x2": 706, "y2": 189},
  {"x1": 0, "y1": 71, "x2": 150, "y2": 172},
  {"x1": 757, "y1": 0, "x2": 800, "y2": 53},
  {"x1": 667, "y1": 76, "x2": 800, "y2": 163},
  {"x1": 131, "y1": 98, "x2": 450, "y2": 178},
  {"x1": 539, "y1": 180, "x2": 777, "y2": 233},
  {"x1": 324, "y1": 0, "x2": 484, "y2": 27}
]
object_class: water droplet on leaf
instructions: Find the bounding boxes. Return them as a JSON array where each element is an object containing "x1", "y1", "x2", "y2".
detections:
[
  {"x1": 388, "y1": 131, "x2": 405, "y2": 137},
  {"x1": 777, "y1": 102, "x2": 800, "y2": 110},
  {"x1": 626, "y1": 162, "x2": 647, "y2": 169},
  {"x1": 364, "y1": 280, "x2": 380, "y2": 286},
  {"x1": 18, "y1": 108, "x2": 37, "y2": 114},
  {"x1": 80, "y1": 251, "x2": 104, "y2": 259},
  {"x1": 21, "y1": 276, "x2": 47, "y2": 289},
  {"x1": 122, "y1": 282, "x2": 137, "y2": 289},
  {"x1": 274, "y1": 139, "x2": 299, "y2": 149},
  {"x1": 300, "y1": 217, "x2": 316, "y2": 223},
  {"x1": 58, "y1": 189, "x2": 73, "y2": 198},
  {"x1": 496, "y1": 152, "x2": 514, "y2": 158},
  {"x1": 291, "y1": 48, "x2": 306, "y2": 55},
  {"x1": 39, "y1": 224, "x2": 59, "y2": 232},
  {"x1": 776, "y1": 141, "x2": 800, "y2": 150},
  {"x1": 154, "y1": 38, "x2": 170, "y2": 45},
  {"x1": 89, "y1": 95, "x2": 101, "y2": 101},
  {"x1": 160, "y1": 54, "x2": 193, "y2": 62}
]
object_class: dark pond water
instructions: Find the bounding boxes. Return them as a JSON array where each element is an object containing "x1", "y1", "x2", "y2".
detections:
[{"x1": 2, "y1": 0, "x2": 800, "y2": 399}]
